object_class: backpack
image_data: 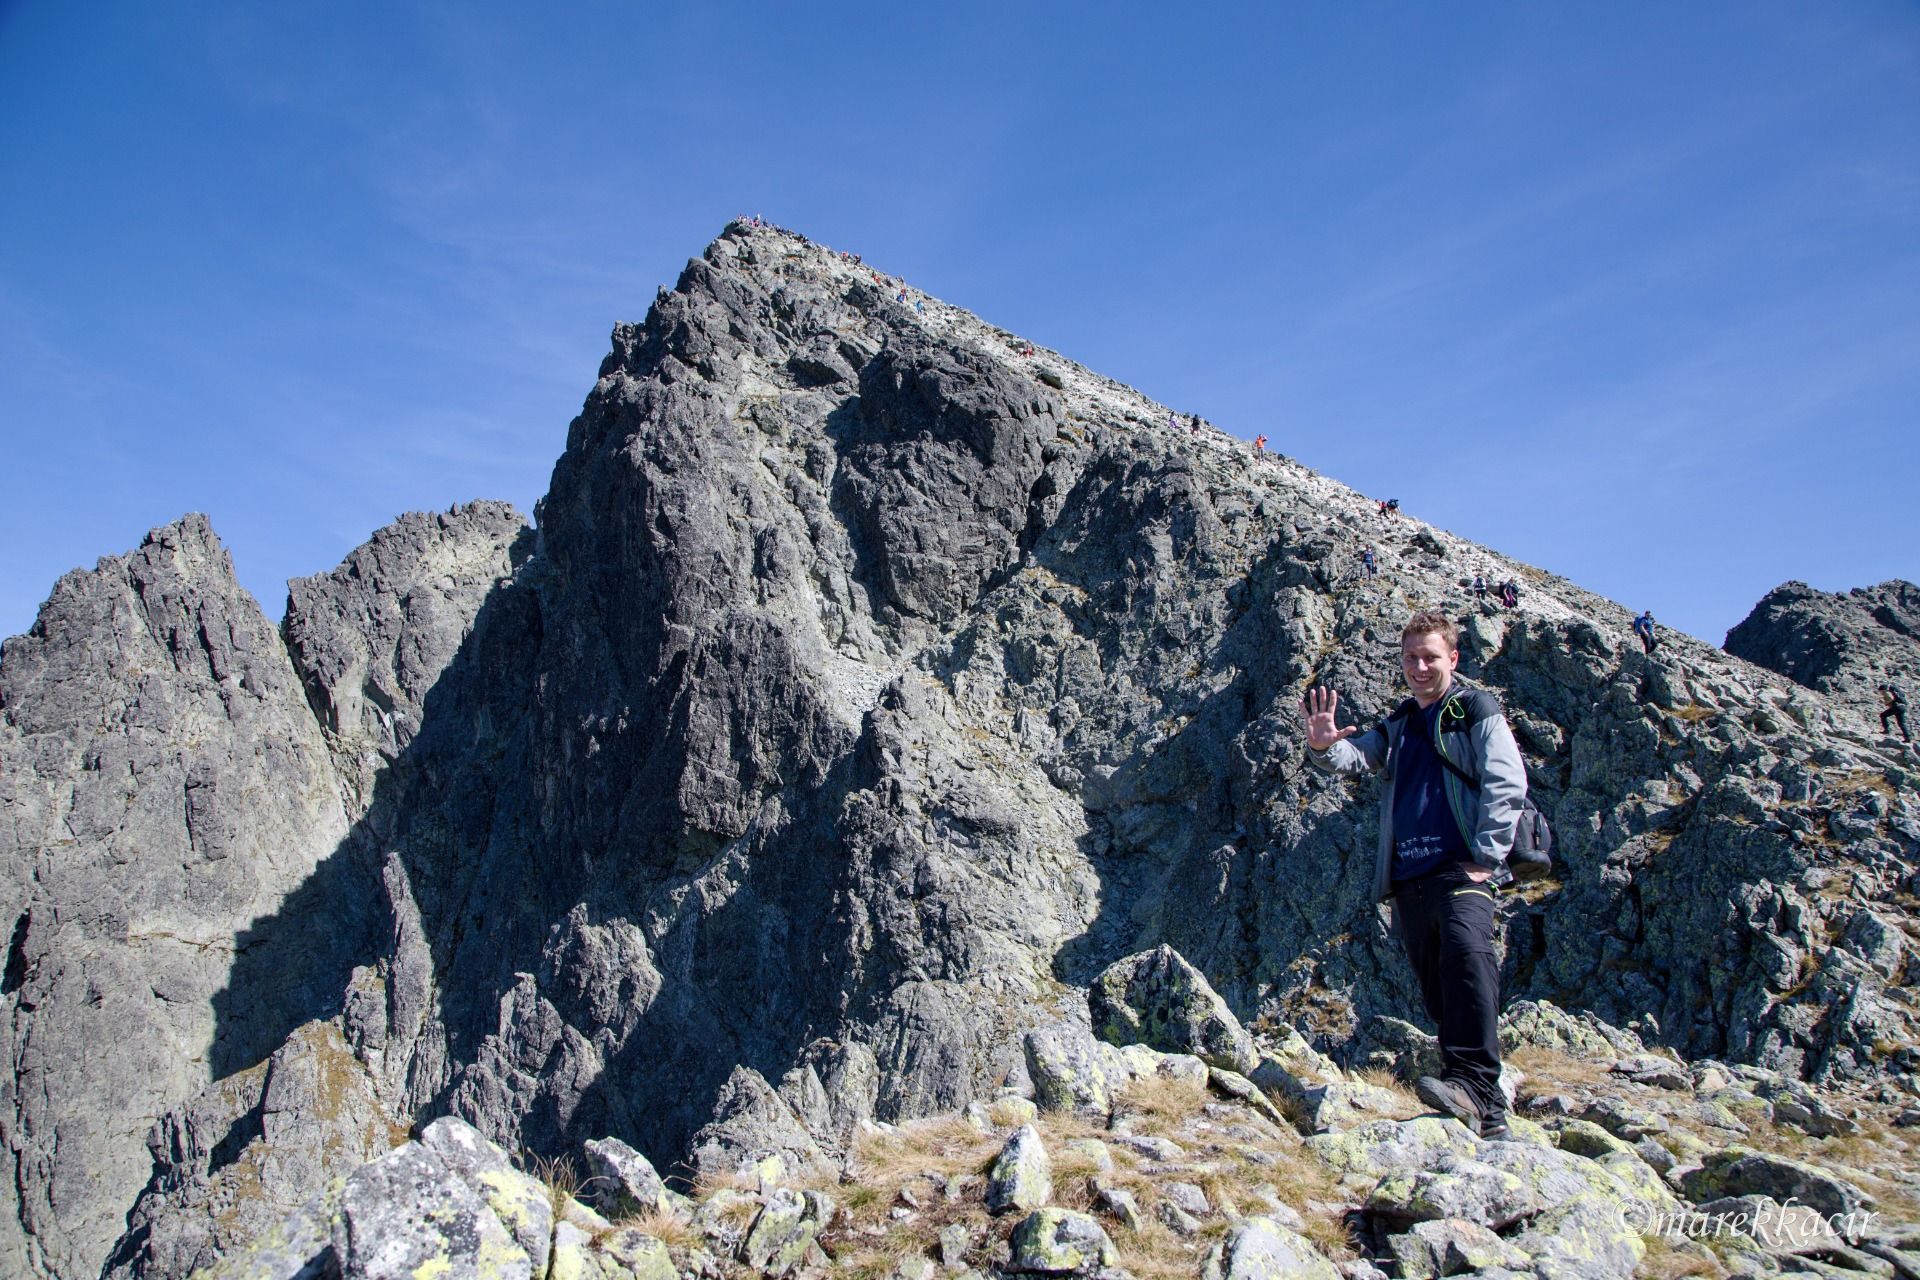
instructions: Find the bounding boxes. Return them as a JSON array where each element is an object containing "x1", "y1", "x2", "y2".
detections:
[{"x1": 1389, "y1": 689, "x2": 1555, "y2": 882}]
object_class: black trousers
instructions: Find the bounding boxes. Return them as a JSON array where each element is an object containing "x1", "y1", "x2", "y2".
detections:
[
  {"x1": 1884, "y1": 708, "x2": 1910, "y2": 741},
  {"x1": 1392, "y1": 867, "x2": 1505, "y2": 1118}
]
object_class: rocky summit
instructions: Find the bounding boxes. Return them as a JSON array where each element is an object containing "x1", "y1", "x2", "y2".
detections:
[
  {"x1": 2, "y1": 221, "x2": 1917, "y2": 1280},
  {"x1": 1726, "y1": 580, "x2": 1920, "y2": 733}
]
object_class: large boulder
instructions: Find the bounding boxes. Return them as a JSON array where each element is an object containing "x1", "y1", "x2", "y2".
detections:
[
  {"x1": 332, "y1": 1141, "x2": 533, "y2": 1280},
  {"x1": 1089, "y1": 946, "x2": 1257, "y2": 1073},
  {"x1": 1006, "y1": 1209, "x2": 1116, "y2": 1275},
  {"x1": 1201, "y1": 1217, "x2": 1342, "y2": 1280}
]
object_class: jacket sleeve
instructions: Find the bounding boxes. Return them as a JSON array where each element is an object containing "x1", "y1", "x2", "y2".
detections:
[
  {"x1": 1468, "y1": 712, "x2": 1527, "y2": 864},
  {"x1": 1308, "y1": 725, "x2": 1389, "y2": 777}
]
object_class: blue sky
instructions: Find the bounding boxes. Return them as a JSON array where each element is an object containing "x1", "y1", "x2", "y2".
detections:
[{"x1": 2, "y1": 2, "x2": 1915, "y2": 646}]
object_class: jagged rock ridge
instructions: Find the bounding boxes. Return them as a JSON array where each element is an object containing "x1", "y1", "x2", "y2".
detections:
[
  {"x1": 0, "y1": 221, "x2": 1916, "y2": 1278},
  {"x1": 1727, "y1": 579, "x2": 1920, "y2": 728}
]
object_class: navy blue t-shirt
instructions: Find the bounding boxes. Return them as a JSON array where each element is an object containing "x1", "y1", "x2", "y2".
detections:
[{"x1": 1391, "y1": 703, "x2": 1470, "y2": 882}]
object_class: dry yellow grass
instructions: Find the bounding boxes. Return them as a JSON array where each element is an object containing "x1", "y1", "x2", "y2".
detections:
[
  {"x1": 610, "y1": 1206, "x2": 699, "y2": 1251},
  {"x1": 1111, "y1": 1073, "x2": 1210, "y2": 1124},
  {"x1": 1835, "y1": 769, "x2": 1896, "y2": 801},
  {"x1": 1506, "y1": 1044, "x2": 1620, "y2": 1092},
  {"x1": 1350, "y1": 1067, "x2": 1423, "y2": 1118},
  {"x1": 726, "y1": 1035, "x2": 1919, "y2": 1280},
  {"x1": 789, "y1": 1072, "x2": 1368, "y2": 1280}
]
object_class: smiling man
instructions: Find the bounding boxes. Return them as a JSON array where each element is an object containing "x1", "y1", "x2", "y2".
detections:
[{"x1": 1299, "y1": 611, "x2": 1528, "y2": 1139}]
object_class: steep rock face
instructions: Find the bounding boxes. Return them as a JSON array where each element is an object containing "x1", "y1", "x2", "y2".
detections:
[
  {"x1": 0, "y1": 517, "x2": 349, "y2": 1279},
  {"x1": 1726, "y1": 579, "x2": 1920, "y2": 725},
  {"x1": 346, "y1": 233, "x2": 1105, "y2": 1162},
  {"x1": 281, "y1": 500, "x2": 532, "y2": 811},
  {"x1": 6, "y1": 223, "x2": 1920, "y2": 1277}
]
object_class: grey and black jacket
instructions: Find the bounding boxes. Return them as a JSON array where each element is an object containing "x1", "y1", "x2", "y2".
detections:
[{"x1": 1307, "y1": 682, "x2": 1529, "y2": 901}]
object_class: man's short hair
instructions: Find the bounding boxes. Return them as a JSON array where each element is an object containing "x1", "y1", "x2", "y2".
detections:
[{"x1": 1401, "y1": 611, "x2": 1459, "y2": 650}]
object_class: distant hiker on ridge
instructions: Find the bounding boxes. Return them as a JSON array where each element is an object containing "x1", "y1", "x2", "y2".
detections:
[
  {"x1": 1499, "y1": 579, "x2": 1519, "y2": 609},
  {"x1": 1883, "y1": 683, "x2": 1911, "y2": 742},
  {"x1": 1300, "y1": 612, "x2": 1528, "y2": 1140},
  {"x1": 1362, "y1": 546, "x2": 1377, "y2": 577},
  {"x1": 1633, "y1": 611, "x2": 1658, "y2": 655},
  {"x1": 1472, "y1": 575, "x2": 1488, "y2": 601},
  {"x1": 1253, "y1": 433, "x2": 1267, "y2": 453}
]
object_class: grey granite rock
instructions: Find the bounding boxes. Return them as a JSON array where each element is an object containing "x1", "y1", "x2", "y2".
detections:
[
  {"x1": 1088, "y1": 1178, "x2": 1142, "y2": 1232},
  {"x1": 1006, "y1": 1209, "x2": 1116, "y2": 1275},
  {"x1": 5, "y1": 221, "x2": 1918, "y2": 1275},
  {"x1": 686, "y1": 1065, "x2": 828, "y2": 1181},
  {"x1": 1683, "y1": 1147, "x2": 1873, "y2": 1221},
  {"x1": 1089, "y1": 945, "x2": 1258, "y2": 1073},
  {"x1": 1200, "y1": 1217, "x2": 1342, "y2": 1280},
  {"x1": 1726, "y1": 580, "x2": 1920, "y2": 726},
  {"x1": 740, "y1": 1186, "x2": 830, "y2": 1277},
  {"x1": 1386, "y1": 1217, "x2": 1524, "y2": 1279},
  {"x1": 0, "y1": 516, "x2": 352, "y2": 1279},
  {"x1": 582, "y1": 1135, "x2": 672, "y2": 1218},
  {"x1": 1024, "y1": 1024, "x2": 1112, "y2": 1117},
  {"x1": 937, "y1": 1221, "x2": 973, "y2": 1271},
  {"x1": 283, "y1": 501, "x2": 529, "y2": 794},
  {"x1": 1507, "y1": 1195, "x2": 1645, "y2": 1280},
  {"x1": 1364, "y1": 1152, "x2": 1542, "y2": 1230},
  {"x1": 986, "y1": 1124, "x2": 1052, "y2": 1215},
  {"x1": 332, "y1": 1140, "x2": 531, "y2": 1280}
]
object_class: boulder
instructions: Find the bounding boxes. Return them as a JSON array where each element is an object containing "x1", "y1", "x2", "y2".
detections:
[
  {"x1": 986, "y1": 1125, "x2": 1052, "y2": 1215},
  {"x1": 1691, "y1": 1194, "x2": 1844, "y2": 1252},
  {"x1": 1306, "y1": 1117, "x2": 1481, "y2": 1180},
  {"x1": 1364, "y1": 1152, "x2": 1542, "y2": 1230},
  {"x1": 1006, "y1": 1209, "x2": 1117, "y2": 1275},
  {"x1": 1089, "y1": 946, "x2": 1257, "y2": 1073},
  {"x1": 1088, "y1": 1178, "x2": 1143, "y2": 1231},
  {"x1": 418, "y1": 1117, "x2": 554, "y2": 1270},
  {"x1": 1024, "y1": 1025, "x2": 1112, "y2": 1117},
  {"x1": 740, "y1": 1187, "x2": 833, "y2": 1277},
  {"x1": 1682, "y1": 1147, "x2": 1873, "y2": 1222},
  {"x1": 331, "y1": 1141, "x2": 532, "y2": 1280},
  {"x1": 1200, "y1": 1217, "x2": 1342, "y2": 1280},
  {"x1": 1385, "y1": 1218, "x2": 1525, "y2": 1278},
  {"x1": 1506, "y1": 1196, "x2": 1645, "y2": 1280},
  {"x1": 597, "y1": 1227, "x2": 677, "y2": 1280},
  {"x1": 582, "y1": 1136, "x2": 673, "y2": 1218}
]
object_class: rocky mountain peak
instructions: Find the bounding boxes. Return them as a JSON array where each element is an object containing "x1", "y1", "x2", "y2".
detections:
[
  {"x1": 1727, "y1": 578, "x2": 1920, "y2": 727},
  {"x1": 2, "y1": 222, "x2": 1917, "y2": 1278}
]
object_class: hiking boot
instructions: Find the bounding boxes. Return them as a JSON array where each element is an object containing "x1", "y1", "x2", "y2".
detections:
[
  {"x1": 1416, "y1": 1075, "x2": 1483, "y2": 1131},
  {"x1": 1478, "y1": 1112, "x2": 1512, "y2": 1140}
]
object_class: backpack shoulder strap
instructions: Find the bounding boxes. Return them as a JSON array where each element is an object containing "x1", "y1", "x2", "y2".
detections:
[
  {"x1": 1421, "y1": 690, "x2": 1489, "y2": 791},
  {"x1": 1443, "y1": 687, "x2": 1501, "y2": 730}
]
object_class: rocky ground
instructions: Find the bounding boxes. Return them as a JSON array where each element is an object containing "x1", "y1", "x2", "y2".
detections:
[
  {"x1": 2, "y1": 220, "x2": 1918, "y2": 1278},
  {"x1": 202, "y1": 950, "x2": 1920, "y2": 1280}
]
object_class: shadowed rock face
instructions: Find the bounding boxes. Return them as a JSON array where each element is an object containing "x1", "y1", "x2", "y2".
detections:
[
  {"x1": 1726, "y1": 579, "x2": 1920, "y2": 725},
  {"x1": 0, "y1": 517, "x2": 351, "y2": 1278},
  {"x1": 4, "y1": 223, "x2": 1918, "y2": 1278}
]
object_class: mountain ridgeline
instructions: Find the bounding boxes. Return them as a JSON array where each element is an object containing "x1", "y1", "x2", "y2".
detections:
[{"x1": 1, "y1": 222, "x2": 1915, "y2": 1278}]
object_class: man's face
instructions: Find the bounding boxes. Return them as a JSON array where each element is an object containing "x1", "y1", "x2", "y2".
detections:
[{"x1": 1401, "y1": 631, "x2": 1458, "y2": 703}]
